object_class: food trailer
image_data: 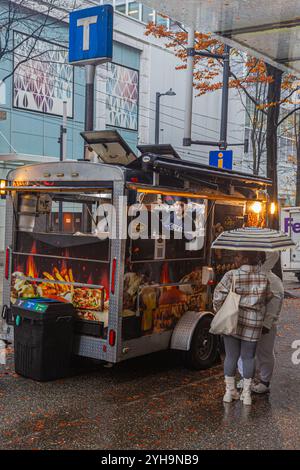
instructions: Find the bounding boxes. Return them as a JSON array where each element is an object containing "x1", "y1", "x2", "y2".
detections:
[{"x1": 1, "y1": 131, "x2": 271, "y2": 373}]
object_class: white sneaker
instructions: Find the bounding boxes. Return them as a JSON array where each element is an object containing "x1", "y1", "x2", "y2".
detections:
[{"x1": 251, "y1": 382, "x2": 270, "y2": 394}]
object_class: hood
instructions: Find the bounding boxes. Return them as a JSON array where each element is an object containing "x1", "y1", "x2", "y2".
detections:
[{"x1": 261, "y1": 252, "x2": 279, "y2": 273}]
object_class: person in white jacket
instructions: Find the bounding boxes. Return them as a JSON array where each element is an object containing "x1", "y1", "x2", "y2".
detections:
[{"x1": 238, "y1": 251, "x2": 284, "y2": 393}]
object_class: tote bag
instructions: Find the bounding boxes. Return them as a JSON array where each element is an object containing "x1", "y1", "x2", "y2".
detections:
[{"x1": 209, "y1": 272, "x2": 240, "y2": 336}]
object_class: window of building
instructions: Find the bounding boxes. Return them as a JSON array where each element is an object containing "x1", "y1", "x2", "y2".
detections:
[
  {"x1": 128, "y1": 1, "x2": 140, "y2": 20},
  {"x1": 169, "y1": 20, "x2": 182, "y2": 32},
  {"x1": 156, "y1": 13, "x2": 169, "y2": 28},
  {"x1": 111, "y1": 1, "x2": 174, "y2": 30},
  {"x1": 142, "y1": 5, "x2": 155, "y2": 23},
  {"x1": 115, "y1": 1, "x2": 126, "y2": 14}
]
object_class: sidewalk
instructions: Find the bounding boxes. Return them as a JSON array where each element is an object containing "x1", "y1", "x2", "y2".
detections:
[{"x1": 0, "y1": 296, "x2": 299, "y2": 449}]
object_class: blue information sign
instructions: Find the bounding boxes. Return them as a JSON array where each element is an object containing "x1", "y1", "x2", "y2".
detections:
[
  {"x1": 69, "y1": 5, "x2": 113, "y2": 66},
  {"x1": 209, "y1": 150, "x2": 233, "y2": 170}
]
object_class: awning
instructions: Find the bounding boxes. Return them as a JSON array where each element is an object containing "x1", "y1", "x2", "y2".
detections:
[
  {"x1": 127, "y1": 153, "x2": 271, "y2": 201},
  {"x1": 0, "y1": 153, "x2": 59, "y2": 164},
  {"x1": 128, "y1": 153, "x2": 272, "y2": 186},
  {"x1": 143, "y1": 0, "x2": 300, "y2": 75}
]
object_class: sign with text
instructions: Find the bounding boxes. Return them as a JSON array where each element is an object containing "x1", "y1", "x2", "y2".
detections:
[
  {"x1": 69, "y1": 5, "x2": 113, "y2": 66},
  {"x1": 209, "y1": 150, "x2": 233, "y2": 170}
]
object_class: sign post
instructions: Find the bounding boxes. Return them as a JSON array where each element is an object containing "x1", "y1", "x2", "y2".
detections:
[{"x1": 69, "y1": 5, "x2": 113, "y2": 160}]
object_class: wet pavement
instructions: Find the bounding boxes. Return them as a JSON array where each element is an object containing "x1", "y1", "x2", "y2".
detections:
[{"x1": 0, "y1": 296, "x2": 300, "y2": 450}]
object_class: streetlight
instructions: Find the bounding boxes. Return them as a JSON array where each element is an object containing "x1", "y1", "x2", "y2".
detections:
[{"x1": 155, "y1": 88, "x2": 176, "y2": 145}]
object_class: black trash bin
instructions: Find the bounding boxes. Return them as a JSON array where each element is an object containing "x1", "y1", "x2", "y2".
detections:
[{"x1": 12, "y1": 298, "x2": 75, "y2": 382}]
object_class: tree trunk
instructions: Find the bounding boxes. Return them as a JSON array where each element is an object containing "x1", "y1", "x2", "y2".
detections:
[
  {"x1": 266, "y1": 65, "x2": 283, "y2": 279},
  {"x1": 266, "y1": 64, "x2": 283, "y2": 230}
]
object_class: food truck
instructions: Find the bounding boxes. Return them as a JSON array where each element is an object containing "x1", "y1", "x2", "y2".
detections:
[{"x1": 1, "y1": 130, "x2": 271, "y2": 373}]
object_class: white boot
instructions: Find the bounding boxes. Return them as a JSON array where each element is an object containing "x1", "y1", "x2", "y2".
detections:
[
  {"x1": 240, "y1": 378, "x2": 252, "y2": 405},
  {"x1": 237, "y1": 378, "x2": 244, "y2": 389},
  {"x1": 223, "y1": 376, "x2": 240, "y2": 403}
]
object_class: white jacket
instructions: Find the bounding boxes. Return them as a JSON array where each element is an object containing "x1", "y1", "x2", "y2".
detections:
[{"x1": 261, "y1": 252, "x2": 284, "y2": 329}]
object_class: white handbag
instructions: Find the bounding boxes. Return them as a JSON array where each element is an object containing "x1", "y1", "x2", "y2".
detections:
[{"x1": 209, "y1": 272, "x2": 240, "y2": 336}]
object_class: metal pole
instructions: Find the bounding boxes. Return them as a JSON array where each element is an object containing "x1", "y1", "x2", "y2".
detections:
[
  {"x1": 59, "y1": 102, "x2": 67, "y2": 162},
  {"x1": 62, "y1": 100, "x2": 67, "y2": 161},
  {"x1": 183, "y1": 28, "x2": 195, "y2": 147},
  {"x1": 219, "y1": 44, "x2": 230, "y2": 150},
  {"x1": 82, "y1": 65, "x2": 96, "y2": 232},
  {"x1": 58, "y1": 101, "x2": 68, "y2": 231},
  {"x1": 155, "y1": 92, "x2": 160, "y2": 145},
  {"x1": 84, "y1": 64, "x2": 96, "y2": 160}
]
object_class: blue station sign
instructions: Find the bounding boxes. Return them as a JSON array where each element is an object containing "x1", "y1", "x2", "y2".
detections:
[
  {"x1": 209, "y1": 149, "x2": 233, "y2": 170},
  {"x1": 69, "y1": 5, "x2": 113, "y2": 66}
]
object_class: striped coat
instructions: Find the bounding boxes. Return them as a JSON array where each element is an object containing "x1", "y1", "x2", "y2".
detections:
[{"x1": 213, "y1": 265, "x2": 272, "y2": 342}]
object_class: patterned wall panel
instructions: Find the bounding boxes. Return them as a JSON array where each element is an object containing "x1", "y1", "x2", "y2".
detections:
[
  {"x1": 106, "y1": 63, "x2": 139, "y2": 131},
  {"x1": 13, "y1": 32, "x2": 74, "y2": 118}
]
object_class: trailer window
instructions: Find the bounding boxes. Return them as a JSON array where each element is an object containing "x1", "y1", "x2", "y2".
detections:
[
  {"x1": 16, "y1": 191, "x2": 113, "y2": 236},
  {"x1": 15, "y1": 191, "x2": 113, "y2": 262},
  {"x1": 129, "y1": 195, "x2": 206, "y2": 261},
  {"x1": 12, "y1": 190, "x2": 113, "y2": 333}
]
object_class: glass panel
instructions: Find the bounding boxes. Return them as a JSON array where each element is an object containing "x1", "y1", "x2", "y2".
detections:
[
  {"x1": 15, "y1": 231, "x2": 110, "y2": 262},
  {"x1": 115, "y1": 1, "x2": 126, "y2": 14},
  {"x1": 16, "y1": 191, "x2": 112, "y2": 236},
  {"x1": 169, "y1": 20, "x2": 182, "y2": 32},
  {"x1": 156, "y1": 13, "x2": 169, "y2": 28},
  {"x1": 144, "y1": 0, "x2": 300, "y2": 73},
  {"x1": 11, "y1": 252, "x2": 110, "y2": 333},
  {"x1": 234, "y1": 27, "x2": 300, "y2": 74},
  {"x1": 128, "y1": 1, "x2": 139, "y2": 19},
  {"x1": 124, "y1": 193, "x2": 207, "y2": 338},
  {"x1": 130, "y1": 194, "x2": 206, "y2": 262},
  {"x1": 142, "y1": 5, "x2": 155, "y2": 23},
  {"x1": 12, "y1": 190, "x2": 113, "y2": 332}
]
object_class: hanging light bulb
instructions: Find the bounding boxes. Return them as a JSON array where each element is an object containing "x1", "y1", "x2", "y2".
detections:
[{"x1": 251, "y1": 201, "x2": 262, "y2": 214}]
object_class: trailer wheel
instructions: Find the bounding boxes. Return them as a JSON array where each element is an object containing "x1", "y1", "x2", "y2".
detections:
[
  {"x1": 185, "y1": 316, "x2": 219, "y2": 370},
  {"x1": 296, "y1": 273, "x2": 300, "y2": 282}
]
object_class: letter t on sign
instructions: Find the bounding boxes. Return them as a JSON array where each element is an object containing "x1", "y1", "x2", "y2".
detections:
[{"x1": 77, "y1": 16, "x2": 98, "y2": 51}]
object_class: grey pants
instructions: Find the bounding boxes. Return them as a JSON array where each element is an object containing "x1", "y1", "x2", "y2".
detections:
[
  {"x1": 238, "y1": 325, "x2": 277, "y2": 383},
  {"x1": 223, "y1": 335, "x2": 258, "y2": 379}
]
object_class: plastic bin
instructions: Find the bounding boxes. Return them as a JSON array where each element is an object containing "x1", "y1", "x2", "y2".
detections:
[{"x1": 12, "y1": 299, "x2": 75, "y2": 381}]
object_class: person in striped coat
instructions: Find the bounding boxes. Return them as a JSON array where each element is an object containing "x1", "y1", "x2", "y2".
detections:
[{"x1": 213, "y1": 251, "x2": 273, "y2": 405}]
